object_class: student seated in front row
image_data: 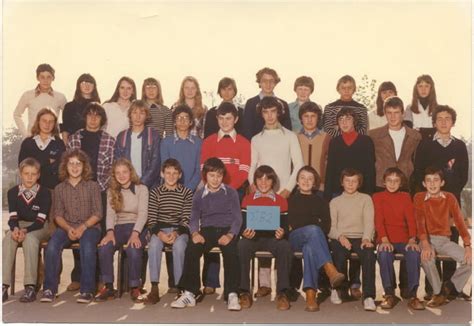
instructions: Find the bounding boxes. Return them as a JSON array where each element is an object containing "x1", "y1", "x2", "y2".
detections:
[
  {"x1": 414, "y1": 167, "x2": 472, "y2": 307},
  {"x1": 171, "y1": 157, "x2": 242, "y2": 311},
  {"x1": 328, "y1": 168, "x2": 377, "y2": 311},
  {"x1": 373, "y1": 167, "x2": 424, "y2": 310},
  {"x1": 238, "y1": 165, "x2": 293, "y2": 311},
  {"x1": 3, "y1": 158, "x2": 51, "y2": 303},
  {"x1": 40, "y1": 149, "x2": 102, "y2": 304}
]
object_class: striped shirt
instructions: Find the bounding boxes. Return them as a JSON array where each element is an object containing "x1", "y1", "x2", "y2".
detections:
[
  {"x1": 147, "y1": 103, "x2": 174, "y2": 139},
  {"x1": 322, "y1": 99, "x2": 368, "y2": 138},
  {"x1": 53, "y1": 179, "x2": 102, "y2": 229},
  {"x1": 147, "y1": 184, "x2": 193, "y2": 235}
]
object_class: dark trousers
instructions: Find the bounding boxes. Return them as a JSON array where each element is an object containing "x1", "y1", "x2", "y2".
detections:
[
  {"x1": 178, "y1": 227, "x2": 239, "y2": 299},
  {"x1": 238, "y1": 237, "x2": 292, "y2": 293},
  {"x1": 330, "y1": 238, "x2": 376, "y2": 299}
]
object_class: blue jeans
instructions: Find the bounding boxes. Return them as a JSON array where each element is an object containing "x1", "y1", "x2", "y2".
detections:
[
  {"x1": 148, "y1": 228, "x2": 188, "y2": 284},
  {"x1": 44, "y1": 228, "x2": 101, "y2": 294},
  {"x1": 377, "y1": 242, "x2": 420, "y2": 296},
  {"x1": 289, "y1": 225, "x2": 332, "y2": 290}
]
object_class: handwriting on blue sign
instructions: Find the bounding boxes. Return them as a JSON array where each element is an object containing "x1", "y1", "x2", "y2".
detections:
[{"x1": 246, "y1": 206, "x2": 280, "y2": 231}]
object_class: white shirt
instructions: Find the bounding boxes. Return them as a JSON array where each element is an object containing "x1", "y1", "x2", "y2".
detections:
[
  {"x1": 388, "y1": 127, "x2": 406, "y2": 161},
  {"x1": 33, "y1": 134, "x2": 55, "y2": 151},
  {"x1": 103, "y1": 102, "x2": 130, "y2": 138},
  {"x1": 130, "y1": 131, "x2": 142, "y2": 177}
]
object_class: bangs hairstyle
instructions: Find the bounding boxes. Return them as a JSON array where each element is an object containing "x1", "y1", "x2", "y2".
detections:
[
  {"x1": 423, "y1": 166, "x2": 445, "y2": 182},
  {"x1": 294, "y1": 76, "x2": 314, "y2": 93},
  {"x1": 431, "y1": 105, "x2": 457, "y2": 125},
  {"x1": 19, "y1": 157, "x2": 41, "y2": 173},
  {"x1": 74, "y1": 73, "x2": 100, "y2": 102},
  {"x1": 141, "y1": 77, "x2": 164, "y2": 105},
  {"x1": 36, "y1": 63, "x2": 55, "y2": 78},
  {"x1": 83, "y1": 102, "x2": 107, "y2": 127},
  {"x1": 376, "y1": 81, "x2": 397, "y2": 116},
  {"x1": 253, "y1": 165, "x2": 278, "y2": 190},
  {"x1": 382, "y1": 167, "x2": 407, "y2": 189},
  {"x1": 128, "y1": 100, "x2": 151, "y2": 124},
  {"x1": 202, "y1": 157, "x2": 227, "y2": 181},
  {"x1": 109, "y1": 158, "x2": 141, "y2": 212},
  {"x1": 161, "y1": 158, "x2": 183, "y2": 174},
  {"x1": 58, "y1": 149, "x2": 93, "y2": 182},
  {"x1": 297, "y1": 165, "x2": 321, "y2": 191},
  {"x1": 339, "y1": 168, "x2": 363, "y2": 188},
  {"x1": 336, "y1": 75, "x2": 356, "y2": 90},
  {"x1": 336, "y1": 107, "x2": 358, "y2": 127},
  {"x1": 256, "y1": 67, "x2": 281, "y2": 84},
  {"x1": 216, "y1": 102, "x2": 238, "y2": 118},
  {"x1": 217, "y1": 77, "x2": 237, "y2": 97},
  {"x1": 30, "y1": 108, "x2": 59, "y2": 137},
  {"x1": 172, "y1": 105, "x2": 195, "y2": 129},
  {"x1": 298, "y1": 101, "x2": 322, "y2": 122},
  {"x1": 177, "y1": 76, "x2": 206, "y2": 119},
  {"x1": 411, "y1": 74, "x2": 437, "y2": 115},
  {"x1": 383, "y1": 96, "x2": 404, "y2": 114},
  {"x1": 106, "y1": 76, "x2": 137, "y2": 103},
  {"x1": 257, "y1": 96, "x2": 283, "y2": 117}
]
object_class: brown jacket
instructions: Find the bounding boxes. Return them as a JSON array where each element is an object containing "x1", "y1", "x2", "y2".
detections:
[
  {"x1": 297, "y1": 131, "x2": 330, "y2": 190},
  {"x1": 369, "y1": 125, "x2": 421, "y2": 187}
]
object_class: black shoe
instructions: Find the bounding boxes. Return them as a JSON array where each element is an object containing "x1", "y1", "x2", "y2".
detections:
[
  {"x1": 442, "y1": 281, "x2": 458, "y2": 300},
  {"x1": 286, "y1": 288, "x2": 300, "y2": 302},
  {"x1": 2, "y1": 285, "x2": 9, "y2": 302},
  {"x1": 19, "y1": 285, "x2": 37, "y2": 303},
  {"x1": 458, "y1": 292, "x2": 472, "y2": 301},
  {"x1": 95, "y1": 287, "x2": 116, "y2": 301},
  {"x1": 77, "y1": 292, "x2": 94, "y2": 304}
]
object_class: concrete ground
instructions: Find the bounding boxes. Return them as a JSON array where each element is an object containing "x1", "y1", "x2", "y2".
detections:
[{"x1": 2, "y1": 211, "x2": 472, "y2": 324}]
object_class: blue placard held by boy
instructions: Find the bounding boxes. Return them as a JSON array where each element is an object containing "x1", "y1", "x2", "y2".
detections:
[{"x1": 246, "y1": 206, "x2": 280, "y2": 231}]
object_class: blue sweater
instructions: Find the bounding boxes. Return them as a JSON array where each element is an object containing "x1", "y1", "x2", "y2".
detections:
[
  {"x1": 190, "y1": 185, "x2": 242, "y2": 236},
  {"x1": 160, "y1": 134, "x2": 202, "y2": 191}
]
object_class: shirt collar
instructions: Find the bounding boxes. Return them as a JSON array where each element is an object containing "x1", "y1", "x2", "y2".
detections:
[
  {"x1": 18, "y1": 184, "x2": 40, "y2": 204},
  {"x1": 217, "y1": 129, "x2": 237, "y2": 142},
  {"x1": 123, "y1": 183, "x2": 136, "y2": 194},
  {"x1": 173, "y1": 131, "x2": 195, "y2": 144},
  {"x1": 261, "y1": 122, "x2": 284, "y2": 135},
  {"x1": 424, "y1": 191, "x2": 447, "y2": 201},
  {"x1": 433, "y1": 132, "x2": 455, "y2": 147},
  {"x1": 33, "y1": 134, "x2": 55, "y2": 150},
  {"x1": 300, "y1": 128, "x2": 321, "y2": 139},
  {"x1": 34, "y1": 84, "x2": 54, "y2": 97},
  {"x1": 202, "y1": 183, "x2": 227, "y2": 198},
  {"x1": 253, "y1": 190, "x2": 276, "y2": 202}
]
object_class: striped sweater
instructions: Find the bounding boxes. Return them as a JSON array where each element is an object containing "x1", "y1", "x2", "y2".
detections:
[
  {"x1": 322, "y1": 99, "x2": 368, "y2": 138},
  {"x1": 147, "y1": 184, "x2": 193, "y2": 235}
]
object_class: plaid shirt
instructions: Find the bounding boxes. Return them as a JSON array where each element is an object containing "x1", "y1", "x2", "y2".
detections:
[{"x1": 68, "y1": 129, "x2": 115, "y2": 191}]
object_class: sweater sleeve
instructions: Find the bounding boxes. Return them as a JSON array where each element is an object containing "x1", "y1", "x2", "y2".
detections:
[
  {"x1": 328, "y1": 199, "x2": 341, "y2": 240},
  {"x1": 283, "y1": 132, "x2": 304, "y2": 192},
  {"x1": 13, "y1": 91, "x2": 29, "y2": 138},
  {"x1": 7, "y1": 187, "x2": 19, "y2": 231},
  {"x1": 403, "y1": 193, "x2": 417, "y2": 240},
  {"x1": 18, "y1": 138, "x2": 30, "y2": 165},
  {"x1": 133, "y1": 186, "x2": 149, "y2": 233},
  {"x1": 189, "y1": 190, "x2": 203, "y2": 234},
  {"x1": 25, "y1": 188, "x2": 51, "y2": 233},
  {"x1": 373, "y1": 194, "x2": 387, "y2": 242},
  {"x1": 362, "y1": 195, "x2": 375, "y2": 241},
  {"x1": 449, "y1": 194, "x2": 471, "y2": 245},
  {"x1": 178, "y1": 188, "x2": 193, "y2": 235},
  {"x1": 248, "y1": 137, "x2": 258, "y2": 186},
  {"x1": 453, "y1": 140, "x2": 469, "y2": 196},
  {"x1": 106, "y1": 191, "x2": 117, "y2": 231},
  {"x1": 318, "y1": 197, "x2": 331, "y2": 235},
  {"x1": 413, "y1": 193, "x2": 428, "y2": 241}
]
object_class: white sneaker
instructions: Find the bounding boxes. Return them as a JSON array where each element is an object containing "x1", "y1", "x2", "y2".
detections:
[
  {"x1": 227, "y1": 292, "x2": 241, "y2": 311},
  {"x1": 330, "y1": 289, "x2": 342, "y2": 304},
  {"x1": 363, "y1": 297, "x2": 376, "y2": 311},
  {"x1": 171, "y1": 290, "x2": 196, "y2": 308}
]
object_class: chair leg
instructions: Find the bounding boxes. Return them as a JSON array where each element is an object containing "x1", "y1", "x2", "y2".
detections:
[
  {"x1": 251, "y1": 255, "x2": 255, "y2": 291},
  {"x1": 117, "y1": 247, "x2": 123, "y2": 297},
  {"x1": 11, "y1": 251, "x2": 16, "y2": 295}
]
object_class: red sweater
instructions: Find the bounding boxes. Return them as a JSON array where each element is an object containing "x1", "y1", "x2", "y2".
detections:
[
  {"x1": 241, "y1": 192, "x2": 288, "y2": 211},
  {"x1": 373, "y1": 190, "x2": 416, "y2": 244},
  {"x1": 201, "y1": 133, "x2": 250, "y2": 189},
  {"x1": 414, "y1": 191, "x2": 471, "y2": 246}
]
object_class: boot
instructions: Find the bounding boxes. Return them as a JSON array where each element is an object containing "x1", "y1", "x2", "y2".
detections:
[
  {"x1": 323, "y1": 262, "x2": 345, "y2": 288},
  {"x1": 305, "y1": 289, "x2": 319, "y2": 312}
]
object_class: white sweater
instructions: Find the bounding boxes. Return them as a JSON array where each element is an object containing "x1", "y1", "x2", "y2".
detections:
[
  {"x1": 249, "y1": 126, "x2": 304, "y2": 193},
  {"x1": 103, "y1": 102, "x2": 130, "y2": 138}
]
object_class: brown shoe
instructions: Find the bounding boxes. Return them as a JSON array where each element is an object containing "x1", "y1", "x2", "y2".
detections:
[
  {"x1": 130, "y1": 288, "x2": 144, "y2": 303},
  {"x1": 239, "y1": 292, "x2": 253, "y2": 309},
  {"x1": 203, "y1": 286, "x2": 215, "y2": 295},
  {"x1": 380, "y1": 294, "x2": 397, "y2": 309},
  {"x1": 427, "y1": 294, "x2": 447, "y2": 308},
  {"x1": 255, "y1": 286, "x2": 272, "y2": 298},
  {"x1": 350, "y1": 287, "x2": 362, "y2": 300},
  {"x1": 144, "y1": 286, "x2": 160, "y2": 305},
  {"x1": 67, "y1": 281, "x2": 80, "y2": 292},
  {"x1": 407, "y1": 297, "x2": 425, "y2": 310},
  {"x1": 304, "y1": 289, "x2": 319, "y2": 312},
  {"x1": 323, "y1": 263, "x2": 345, "y2": 288},
  {"x1": 276, "y1": 293, "x2": 290, "y2": 311}
]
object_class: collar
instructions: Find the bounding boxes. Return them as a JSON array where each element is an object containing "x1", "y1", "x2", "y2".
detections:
[
  {"x1": 433, "y1": 132, "x2": 455, "y2": 147},
  {"x1": 161, "y1": 184, "x2": 182, "y2": 192},
  {"x1": 424, "y1": 191, "x2": 447, "y2": 201},
  {"x1": 18, "y1": 184, "x2": 40, "y2": 205},
  {"x1": 261, "y1": 122, "x2": 284, "y2": 135},
  {"x1": 300, "y1": 128, "x2": 321, "y2": 139},
  {"x1": 202, "y1": 183, "x2": 227, "y2": 198},
  {"x1": 33, "y1": 134, "x2": 55, "y2": 150},
  {"x1": 258, "y1": 91, "x2": 274, "y2": 100},
  {"x1": 173, "y1": 131, "x2": 195, "y2": 144},
  {"x1": 253, "y1": 190, "x2": 276, "y2": 202},
  {"x1": 34, "y1": 84, "x2": 54, "y2": 97},
  {"x1": 217, "y1": 129, "x2": 237, "y2": 142},
  {"x1": 122, "y1": 183, "x2": 136, "y2": 194}
]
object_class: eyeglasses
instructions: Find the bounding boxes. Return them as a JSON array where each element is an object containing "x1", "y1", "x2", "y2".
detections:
[
  {"x1": 176, "y1": 116, "x2": 191, "y2": 122},
  {"x1": 337, "y1": 116, "x2": 354, "y2": 123}
]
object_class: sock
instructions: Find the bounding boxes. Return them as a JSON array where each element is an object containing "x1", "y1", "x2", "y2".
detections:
[{"x1": 151, "y1": 282, "x2": 158, "y2": 287}]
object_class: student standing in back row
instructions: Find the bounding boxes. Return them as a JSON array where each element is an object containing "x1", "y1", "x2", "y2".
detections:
[
  {"x1": 141, "y1": 77, "x2": 173, "y2": 139},
  {"x1": 288, "y1": 76, "x2": 319, "y2": 132}
]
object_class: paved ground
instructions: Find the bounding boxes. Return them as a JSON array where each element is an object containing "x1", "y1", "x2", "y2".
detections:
[{"x1": 2, "y1": 211, "x2": 472, "y2": 324}]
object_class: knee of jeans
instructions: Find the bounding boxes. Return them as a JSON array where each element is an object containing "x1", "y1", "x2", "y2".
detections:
[
  {"x1": 98, "y1": 242, "x2": 114, "y2": 257},
  {"x1": 22, "y1": 235, "x2": 40, "y2": 249},
  {"x1": 173, "y1": 238, "x2": 187, "y2": 253},
  {"x1": 404, "y1": 249, "x2": 420, "y2": 261},
  {"x1": 377, "y1": 250, "x2": 393, "y2": 261},
  {"x1": 81, "y1": 240, "x2": 98, "y2": 256},
  {"x1": 126, "y1": 246, "x2": 142, "y2": 259}
]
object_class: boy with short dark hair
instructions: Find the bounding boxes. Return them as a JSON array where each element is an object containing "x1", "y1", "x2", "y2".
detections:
[
  {"x1": 171, "y1": 158, "x2": 242, "y2": 311},
  {"x1": 14, "y1": 63, "x2": 67, "y2": 138},
  {"x1": 414, "y1": 167, "x2": 471, "y2": 308}
]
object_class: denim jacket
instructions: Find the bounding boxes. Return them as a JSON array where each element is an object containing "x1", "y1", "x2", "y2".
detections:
[{"x1": 114, "y1": 127, "x2": 161, "y2": 188}]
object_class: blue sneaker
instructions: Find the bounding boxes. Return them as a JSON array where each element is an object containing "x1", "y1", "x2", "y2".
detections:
[{"x1": 40, "y1": 289, "x2": 55, "y2": 303}]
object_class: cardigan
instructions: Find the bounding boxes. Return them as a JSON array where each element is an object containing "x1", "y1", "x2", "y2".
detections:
[{"x1": 296, "y1": 131, "x2": 330, "y2": 190}]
